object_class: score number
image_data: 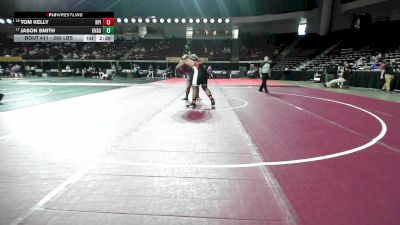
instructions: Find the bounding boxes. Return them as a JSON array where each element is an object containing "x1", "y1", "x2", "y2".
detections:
[
  {"x1": 103, "y1": 26, "x2": 114, "y2": 34},
  {"x1": 102, "y1": 18, "x2": 114, "y2": 34},
  {"x1": 102, "y1": 18, "x2": 114, "y2": 26}
]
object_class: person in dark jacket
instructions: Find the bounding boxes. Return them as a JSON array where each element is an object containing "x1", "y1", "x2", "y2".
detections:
[
  {"x1": 323, "y1": 63, "x2": 337, "y2": 87},
  {"x1": 382, "y1": 60, "x2": 395, "y2": 92}
]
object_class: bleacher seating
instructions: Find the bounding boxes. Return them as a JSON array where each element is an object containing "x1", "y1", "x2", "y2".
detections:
[{"x1": 1, "y1": 20, "x2": 400, "y2": 74}]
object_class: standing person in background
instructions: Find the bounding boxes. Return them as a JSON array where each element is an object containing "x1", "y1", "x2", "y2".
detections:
[
  {"x1": 381, "y1": 59, "x2": 395, "y2": 92},
  {"x1": 155, "y1": 65, "x2": 160, "y2": 78},
  {"x1": 379, "y1": 61, "x2": 385, "y2": 88},
  {"x1": 258, "y1": 56, "x2": 271, "y2": 93},
  {"x1": 147, "y1": 64, "x2": 154, "y2": 78},
  {"x1": 207, "y1": 65, "x2": 213, "y2": 78},
  {"x1": 343, "y1": 61, "x2": 352, "y2": 88}
]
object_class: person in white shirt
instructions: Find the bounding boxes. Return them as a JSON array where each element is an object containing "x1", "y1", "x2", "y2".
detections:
[
  {"x1": 258, "y1": 56, "x2": 271, "y2": 93},
  {"x1": 147, "y1": 65, "x2": 154, "y2": 78},
  {"x1": 325, "y1": 64, "x2": 346, "y2": 88}
]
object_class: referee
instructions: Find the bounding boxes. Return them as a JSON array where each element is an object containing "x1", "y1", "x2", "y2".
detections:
[{"x1": 259, "y1": 56, "x2": 271, "y2": 93}]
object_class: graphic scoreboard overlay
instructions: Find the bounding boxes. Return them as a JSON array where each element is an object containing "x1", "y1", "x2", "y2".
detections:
[{"x1": 13, "y1": 12, "x2": 114, "y2": 42}]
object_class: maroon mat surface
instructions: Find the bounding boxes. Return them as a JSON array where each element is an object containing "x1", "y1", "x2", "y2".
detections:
[{"x1": 225, "y1": 87, "x2": 400, "y2": 225}]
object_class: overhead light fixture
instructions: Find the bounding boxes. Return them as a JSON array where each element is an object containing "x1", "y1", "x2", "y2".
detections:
[
  {"x1": 116, "y1": 18, "x2": 122, "y2": 23},
  {"x1": 0, "y1": 18, "x2": 5, "y2": 24},
  {"x1": 131, "y1": 18, "x2": 136, "y2": 23},
  {"x1": 217, "y1": 18, "x2": 222, "y2": 23},
  {"x1": 145, "y1": 18, "x2": 150, "y2": 23},
  {"x1": 167, "y1": 18, "x2": 172, "y2": 23},
  {"x1": 203, "y1": 18, "x2": 208, "y2": 23},
  {"x1": 174, "y1": 18, "x2": 179, "y2": 23},
  {"x1": 210, "y1": 18, "x2": 215, "y2": 23},
  {"x1": 123, "y1": 18, "x2": 128, "y2": 23},
  {"x1": 195, "y1": 18, "x2": 200, "y2": 23},
  {"x1": 137, "y1": 18, "x2": 143, "y2": 23},
  {"x1": 189, "y1": 18, "x2": 194, "y2": 23},
  {"x1": 181, "y1": 18, "x2": 186, "y2": 23},
  {"x1": 225, "y1": 18, "x2": 230, "y2": 23},
  {"x1": 160, "y1": 18, "x2": 165, "y2": 23},
  {"x1": 152, "y1": 18, "x2": 157, "y2": 23}
]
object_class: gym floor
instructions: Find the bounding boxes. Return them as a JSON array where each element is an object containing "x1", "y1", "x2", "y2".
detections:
[{"x1": 0, "y1": 77, "x2": 399, "y2": 225}]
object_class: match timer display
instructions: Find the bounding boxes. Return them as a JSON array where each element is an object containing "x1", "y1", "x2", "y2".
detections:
[{"x1": 13, "y1": 12, "x2": 115, "y2": 42}]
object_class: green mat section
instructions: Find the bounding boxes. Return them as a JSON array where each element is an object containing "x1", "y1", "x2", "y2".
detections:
[{"x1": 0, "y1": 77, "x2": 161, "y2": 112}]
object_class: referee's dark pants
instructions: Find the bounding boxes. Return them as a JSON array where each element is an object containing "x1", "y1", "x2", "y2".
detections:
[{"x1": 259, "y1": 73, "x2": 269, "y2": 93}]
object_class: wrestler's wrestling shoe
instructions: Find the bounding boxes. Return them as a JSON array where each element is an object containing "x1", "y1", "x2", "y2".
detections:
[
  {"x1": 186, "y1": 102, "x2": 196, "y2": 108},
  {"x1": 211, "y1": 99, "x2": 215, "y2": 106},
  {"x1": 182, "y1": 97, "x2": 200, "y2": 100}
]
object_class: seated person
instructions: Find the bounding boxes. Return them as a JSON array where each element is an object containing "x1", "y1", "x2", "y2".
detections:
[
  {"x1": 312, "y1": 70, "x2": 322, "y2": 82},
  {"x1": 100, "y1": 70, "x2": 112, "y2": 80},
  {"x1": 324, "y1": 63, "x2": 337, "y2": 83},
  {"x1": 325, "y1": 65, "x2": 346, "y2": 88}
]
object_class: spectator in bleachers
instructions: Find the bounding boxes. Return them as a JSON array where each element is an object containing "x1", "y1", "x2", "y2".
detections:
[
  {"x1": 370, "y1": 62, "x2": 379, "y2": 70},
  {"x1": 273, "y1": 49, "x2": 279, "y2": 58},
  {"x1": 376, "y1": 53, "x2": 382, "y2": 62},
  {"x1": 356, "y1": 57, "x2": 365, "y2": 67}
]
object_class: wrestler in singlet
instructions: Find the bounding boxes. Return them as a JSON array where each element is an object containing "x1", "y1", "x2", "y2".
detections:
[{"x1": 176, "y1": 54, "x2": 215, "y2": 108}]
